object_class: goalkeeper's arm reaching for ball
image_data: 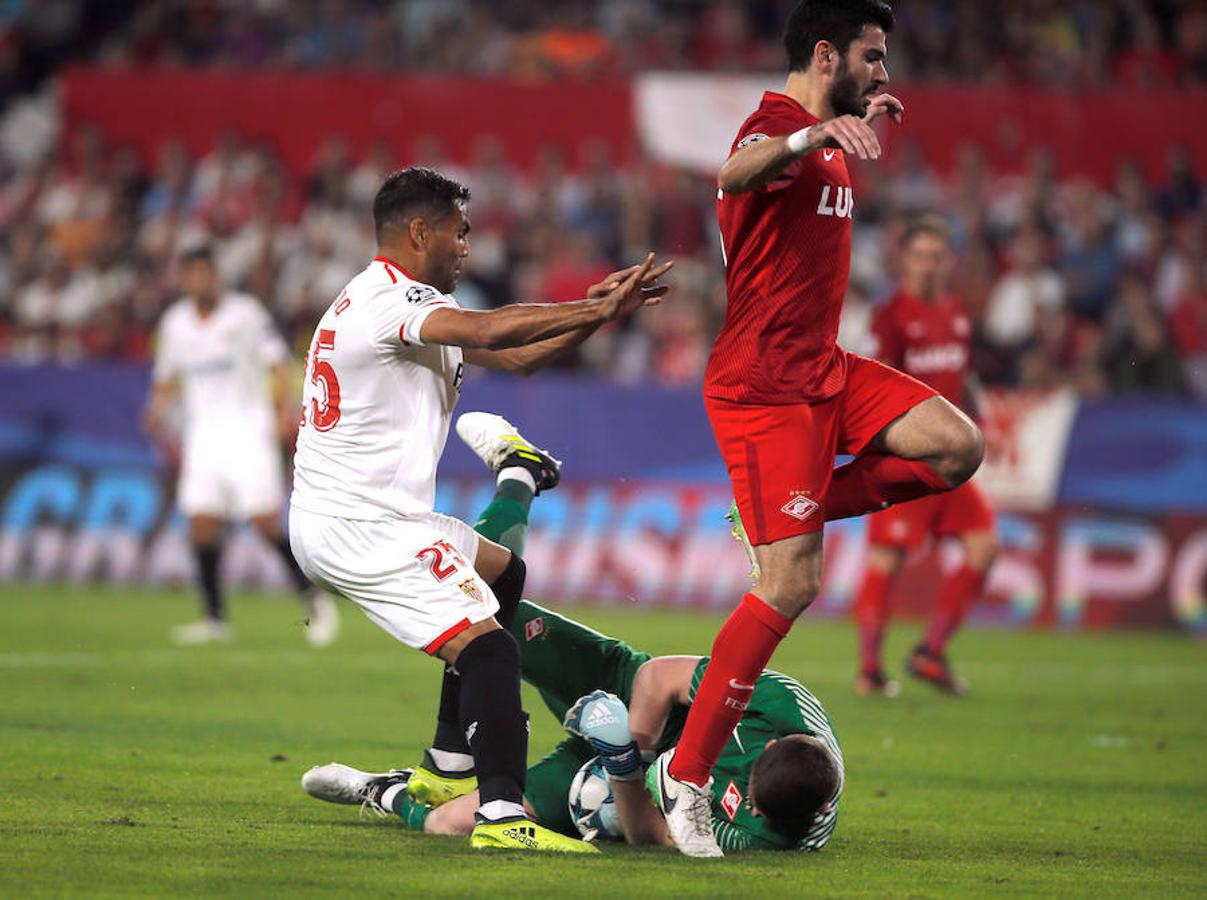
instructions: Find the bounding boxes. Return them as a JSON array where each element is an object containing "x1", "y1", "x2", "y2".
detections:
[{"x1": 564, "y1": 657, "x2": 702, "y2": 848}]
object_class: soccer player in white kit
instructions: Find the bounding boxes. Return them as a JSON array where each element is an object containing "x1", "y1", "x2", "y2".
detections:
[
  {"x1": 289, "y1": 167, "x2": 670, "y2": 852},
  {"x1": 145, "y1": 246, "x2": 339, "y2": 647}
]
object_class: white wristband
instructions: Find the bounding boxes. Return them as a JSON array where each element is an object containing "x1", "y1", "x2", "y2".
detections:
[{"x1": 786, "y1": 126, "x2": 812, "y2": 154}]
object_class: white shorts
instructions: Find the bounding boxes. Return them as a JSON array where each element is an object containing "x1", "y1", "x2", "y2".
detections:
[
  {"x1": 288, "y1": 506, "x2": 497, "y2": 654},
  {"x1": 178, "y1": 436, "x2": 284, "y2": 520}
]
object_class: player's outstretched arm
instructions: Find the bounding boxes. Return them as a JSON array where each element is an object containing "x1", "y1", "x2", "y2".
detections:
[
  {"x1": 613, "y1": 657, "x2": 698, "y2": 848},
  {"x1": 464, "y1": 260, "x2": 672, "y2": 376},
  {"x1": 141, "y1": 378, "x2": 179, "y2": 439},
  {"x1": 565, "y1": 689, "x2": 679, "y2": 848},
  {"x1": 611, "y1": 778, "x2": 674, "y2": 847},
  {"x1": 628, "y1": 656, "x2": 699, "y2": 750},
  {"x1": 718, "y1": 93, "x2": 904, "y2": 195},
  {"x1": 421, "y1": 253, "x2": 666, "y2": 353}
]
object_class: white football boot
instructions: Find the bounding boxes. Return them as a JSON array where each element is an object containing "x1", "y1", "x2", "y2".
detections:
[
  {"x1": 304, "y1": 591, "x2": 340, "y2": 648},
  {"x1": 301, "y1": 762, "x2": 409, "y2": 819},
  {"x1": 653, "y1": 750, "x2": 724, "y2": 858},
  {"x1": 169, "y1": 619, "x2": 233, "y2": 646},
  {"x1": 455, "y1": 412, "x2": 562, "y2": 493}
]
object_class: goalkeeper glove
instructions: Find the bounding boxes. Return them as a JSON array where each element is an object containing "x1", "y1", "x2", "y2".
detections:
[{"x1": 563, "y1": 690, "x2": 642, "y2": 780}]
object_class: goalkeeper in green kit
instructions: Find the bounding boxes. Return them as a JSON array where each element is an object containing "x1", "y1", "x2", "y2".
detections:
[{"x1": 302, "y1": 413, "x2": 844, "y2": 853}]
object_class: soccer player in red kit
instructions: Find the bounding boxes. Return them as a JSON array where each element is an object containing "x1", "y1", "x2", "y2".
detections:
[
  {"x1": 654, "y1": 1, "x2": 985, "y2": 857},
  {"x1": 853, "y1": 218, "x2": 998, "y2": 697}
]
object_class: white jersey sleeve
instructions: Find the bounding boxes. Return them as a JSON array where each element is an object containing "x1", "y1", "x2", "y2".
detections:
[{"x1": 366, "y1": 274, "x2": 458, "y2": 350}]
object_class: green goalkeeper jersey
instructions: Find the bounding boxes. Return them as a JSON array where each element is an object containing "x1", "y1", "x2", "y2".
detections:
[{"x1": 651, "y1": 658, "x2": 844, "y2": 853}]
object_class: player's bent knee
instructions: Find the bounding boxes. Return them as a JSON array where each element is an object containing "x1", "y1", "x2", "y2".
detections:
[
  {"x1": 757, "y1": 573, "x2": 821, "y2": 620},
  {"x1": 963, "y1": 530, "x2": 999, "y2": 571}
]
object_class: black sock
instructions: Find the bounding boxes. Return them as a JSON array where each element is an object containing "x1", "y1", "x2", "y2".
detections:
[
  {"x1": 431, "y1": 665, "x2": 471, "y2": 759},
  {"x1": 194, "y1": 543, "x2": 224, "y2": 621},
  {"x1": 489, "y1": 553, "x2": 526, "y2": 630},
  {"x1": 273, "y1": 536, "x2": 313, "y2": 597},
  {"x1": 455, "y1": 629, "x2": 528, "y2": 807},
  {"x1": 429, "y1": 554, "x2": 527, "y2": 757}
]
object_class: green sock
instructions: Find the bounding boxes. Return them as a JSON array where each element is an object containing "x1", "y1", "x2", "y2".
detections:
[
  {"x1": 392, "y1": 791, "x2": 431, "y2": 832},
  {"x1": 472, "y1": 479, "x2": 534, "y2": 556}
]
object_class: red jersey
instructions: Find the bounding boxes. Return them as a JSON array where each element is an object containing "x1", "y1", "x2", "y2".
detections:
[
  {"x1": 869, "y1": 290, "x2": 971, "y2": 408},
  {"x1": 705, "y1": 91, "x2": 854, "y2": 405}
]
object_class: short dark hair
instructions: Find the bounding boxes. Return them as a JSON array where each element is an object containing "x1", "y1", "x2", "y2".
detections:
[
  {"x1": 900, "y1": 214, "x2": 952, "y2": 249},
  {"x1": 179, "y1": 243, "x2": 214, "y2": 266},
  {"x1": 784, "y1": 0, "x2": 895, "y2": 72},
  {"x1": 372, "y1": 167, "x2": 471, "y2": 242},
  {"x1": 750, "y1": 734, "x2": 840, "y2": 829}
]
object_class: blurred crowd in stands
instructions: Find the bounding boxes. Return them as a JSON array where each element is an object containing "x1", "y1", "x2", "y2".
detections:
[
  {"x1": 2, "y1": 125, "x2": 1203, "y2": 398},
  {"x1": 0, "y1": 0, "x2": 1203, "y2": 399},
  {"x1": 3, "y1": 0, "x2": 1207, "y2": 91}
]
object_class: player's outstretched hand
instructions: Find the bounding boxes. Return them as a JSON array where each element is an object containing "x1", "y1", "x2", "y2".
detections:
[
  {"x1": 599, "y1": 252, "x2": 672, "y2": 320},
  {"x1": 813, "y1": 114, "x2": 883, "y2": 160},
  {"x1": 864, "y1": 92, "x2": 905, "y2": 126},
  {"x1": 588, "y1": 257, "x2": 674, "y2": 303}
]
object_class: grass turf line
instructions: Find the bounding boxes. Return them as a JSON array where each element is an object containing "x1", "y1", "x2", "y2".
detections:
[{"x1": 1, "y1": 586, "x2": 1204, "y2": 898}]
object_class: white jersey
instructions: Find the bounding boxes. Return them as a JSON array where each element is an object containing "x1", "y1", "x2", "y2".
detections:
[
  {"x1": 290, "y1": 256, "x2": 464, "y2": 520},
  {"x1": 152, "y1": 292, "x2": 288, "y2": 450}
]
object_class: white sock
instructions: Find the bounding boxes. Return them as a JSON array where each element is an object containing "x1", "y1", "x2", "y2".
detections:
[
  {"x1": 496, "y1": 467, "x2": 536, "y2": 493},
  {"x1": 379, "y1": 782, "x2": 408, "y2": 813},
  {"x1": 477, "y1": 799, "x2": 525, "y2": 822},
  {"x1": 428, "y1": 747, "x2": 474, "y2": 774}
]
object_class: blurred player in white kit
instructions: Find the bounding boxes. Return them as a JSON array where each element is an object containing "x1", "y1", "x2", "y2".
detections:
[{"x1": 144, "y1": 245, "x2": 339, "y2": 647}]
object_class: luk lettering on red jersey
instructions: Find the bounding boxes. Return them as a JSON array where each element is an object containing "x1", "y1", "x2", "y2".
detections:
[{"x1": 816, "y1": 185, "x2": 854, "y2": 219}]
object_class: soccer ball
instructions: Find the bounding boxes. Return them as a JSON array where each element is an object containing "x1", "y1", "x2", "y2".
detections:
[{"x1": 567, "y1": 756, "x2": 623, "y2": 841}]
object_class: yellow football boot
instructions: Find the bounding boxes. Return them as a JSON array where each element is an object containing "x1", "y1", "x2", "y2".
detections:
[
  {"x1": 470, "y1": 818, "x2": 600, "y2": 854},
  {"x1": 406, "y1": 751, "x2": 477, "y2": 809}
]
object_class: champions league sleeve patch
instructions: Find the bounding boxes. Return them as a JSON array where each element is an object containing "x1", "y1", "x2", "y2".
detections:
[
  {"x1": 736, "y1": 132, "x2": 770, "y2": 149},
  {"x1": 405, "y1": 285, "x2": 437, "y2": 305}
]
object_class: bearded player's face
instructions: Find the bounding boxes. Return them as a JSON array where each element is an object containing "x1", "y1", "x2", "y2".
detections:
[
  {"x1": 829, "y1": 25, "x2": 889, "y2": 118},
  {"x1": 425, "y1": 200, "x2": 471, "y2": 294}
]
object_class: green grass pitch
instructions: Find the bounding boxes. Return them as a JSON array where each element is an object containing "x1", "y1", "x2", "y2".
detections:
[{"x1": 1, "y1": 586, "x2": 1204, "y2": 898}]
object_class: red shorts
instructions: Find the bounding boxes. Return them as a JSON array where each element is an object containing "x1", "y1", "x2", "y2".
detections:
[
  {"x1": 867, "y1": 479, "x2": 996, "y2": 550},
  {"x1": 706, "y1": 352, "x2": 937, "y2": 545}
]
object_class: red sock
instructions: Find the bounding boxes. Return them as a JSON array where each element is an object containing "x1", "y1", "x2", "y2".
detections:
[
  {"x1": 669, "y1": 593, "x2": 793, "y2": 787},
  {"x1": 825, "y1": 454, "x2": 950, "y2": 522},
  {"x1": 854, "y1": 567, "x2": 891, "y2": 676},
  {"x1": 923, "y1": 564, "x2": 987, "y2": 654}
]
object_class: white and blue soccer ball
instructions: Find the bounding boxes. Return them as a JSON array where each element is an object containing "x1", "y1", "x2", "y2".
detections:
[{"x1": 567, "y1": 756, "x2": 623, "y2": 841}]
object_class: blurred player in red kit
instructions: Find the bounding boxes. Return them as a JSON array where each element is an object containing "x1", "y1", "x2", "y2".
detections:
[
  {"x1": 854, "y1": 217, "x2": 998, "y2": 698},
  {"x1": 654, "y1": 1, "x2": 985, "y2": 857}
]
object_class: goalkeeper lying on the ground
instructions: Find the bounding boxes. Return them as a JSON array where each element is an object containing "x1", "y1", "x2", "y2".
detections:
[{"x1": 302, "y1": 413, "x2": 843, "y2": 852}]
